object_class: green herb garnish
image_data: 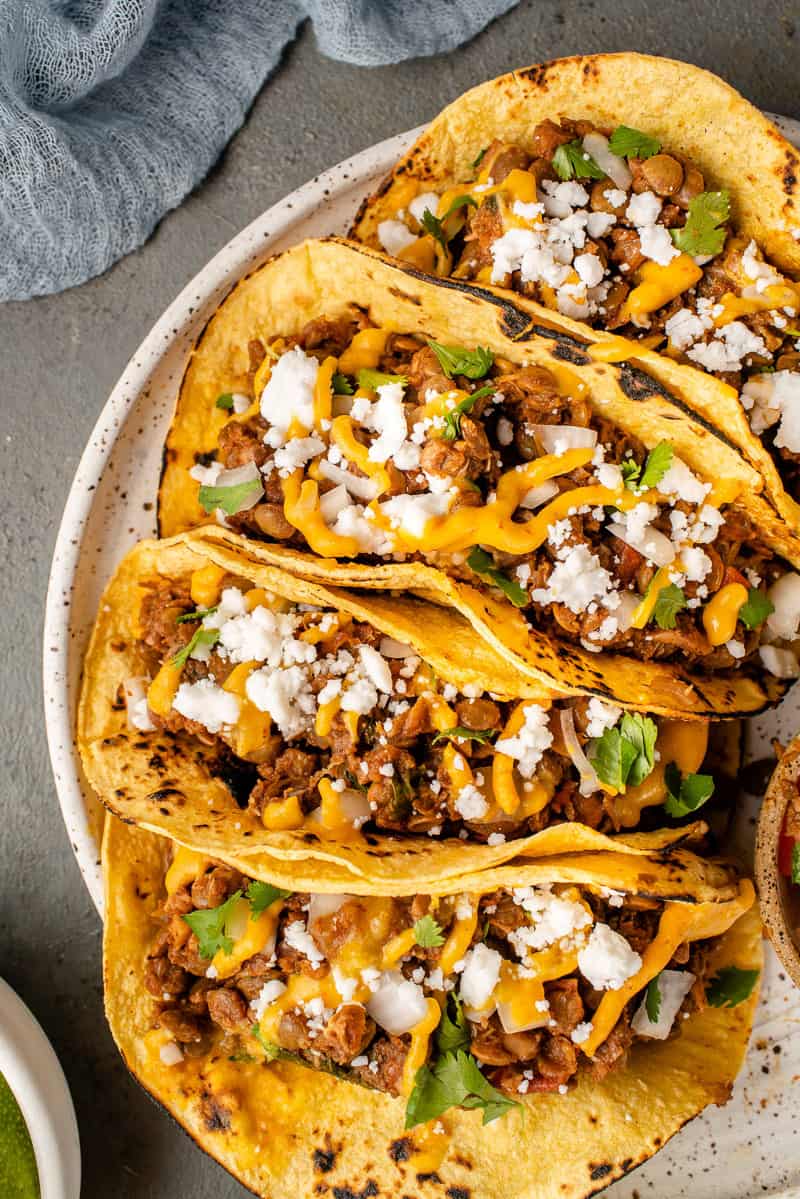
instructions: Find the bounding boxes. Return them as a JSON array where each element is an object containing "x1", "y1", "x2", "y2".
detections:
[
  {"x1": 441, "y1": 384, "x2": 495, "y2": 441},
  {"x1": 645, "y1": 974, "x2": 662, "y2": 1022},
  {"x1": 198, "y1": 477, "x2": 262, "y2": 516},
  {"x1": 356, "y1": 368, "x2": 407, "y2": 391},
  {"x1": 737, "y1": 588, "x2": 774, "y2": 630},
  {"x1": 414, "y1": 915, "x2": 445, "y2": 948},
  {"x1": 421, "y1": 208, "x2": 448, "y2": 250},
  {"x1": 591, "y1": 713, "x2": 657, "y2": 790},
  {"x1": 471, "y1": 146, "x2": 488, "y2": 171},
  {"x1": 663, "y1": 763, "x2": 715, "y2": 817},
  {"x1": 183, "y1": 890, "x2": 243, "y2": 959},
  {"x1": 215, "y1": 393, "x2": 234, "y2": 410},
  {"x1": 608, "y1": 125, "x2": 661, "y2": 159},
  {"x1": 651, "y1": 582, "x2": 687, "y2": 631},
  {"x1": 171, "y1": 626, "x2": 220, "y2": 669},
  {"x1": 466, "y1": 546, "x2": 528, "y2": 608},
  {"x1": 552, "y1": 139, "x2": 605, "y2": 181},
  {"x1": 638, "y1": 441, "x2": 674, "y2": 491},
  {"x1": 428, "y1": 340, "x2": 494, "y2": 380},
  {"x1": 246, "y1": 881, "x2": 291, "y2": 918},
  {"x1": 432, "y1": 726, "x2": 496, "y2": 746},
  {"x1": 792, "y1": 843, "x2": 800, "y2": 886},
  {"x1": 332, "y1": 372, "x2": 354, "y2": 395},
  {"x1": 176, "y1": 605, "x2": 218, "y2": 623},
  {"x1": 405, "y1": 1049, "x2": 519, "y2": 1129},
  {"x1": 706, "y1": 966, "x2": 759, "y2": 1008},
  {"x1": 671, "y1": 191, "x2": 730, "y2": 257},
  {"x1": 436, "y1": 995, "x2": 470, "y2": 1054}
]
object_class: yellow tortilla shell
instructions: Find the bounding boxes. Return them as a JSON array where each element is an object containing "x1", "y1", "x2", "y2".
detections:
[
  {"x1": 103, "y1": 817, "x2": 762, "y2": 1199},
  {"x1": 158, "y1": 237, "x2": 796, "y2": 715},
  {"x1": 79, "y1": 533, "x2": 727, "y2": 889},
  {"x1": 350, "y1": 53, "x2": 800, "y2": 530}
]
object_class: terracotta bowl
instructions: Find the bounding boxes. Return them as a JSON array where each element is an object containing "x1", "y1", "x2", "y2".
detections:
[{"x1": 755, "y1": 740, "x2": 800, "y2": 987}]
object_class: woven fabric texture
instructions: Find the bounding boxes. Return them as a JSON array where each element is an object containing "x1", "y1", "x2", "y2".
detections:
[{"x1": 0, "y1": 0, "x2": 518, "y2": 301}]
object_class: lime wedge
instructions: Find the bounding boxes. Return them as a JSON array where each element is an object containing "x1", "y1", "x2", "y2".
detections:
[{"x1": 0, "y1": 1070, "x2": 40, "y2": 1198}]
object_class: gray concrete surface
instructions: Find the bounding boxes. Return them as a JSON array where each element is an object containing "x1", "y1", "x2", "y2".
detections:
[{"x1": 1, "y1": 2, "x2": 798, "y2": 1194}]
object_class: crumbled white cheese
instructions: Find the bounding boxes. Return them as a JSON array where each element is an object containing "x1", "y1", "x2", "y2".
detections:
[
  {"x1": 377, "y1": 219, "x2": 417, "y2": 257},
  {"x1": 585, "y1": 698, "x2": 622, "y2": 739},
  {"x1": 172, "y1": 679, "x2": 240, "y2": 734},
  {"x1": 578, "y1": 923, "x2": 642, "y2": 990},
  {"x1": 284, "y1": 920, "x2": 325, "y2": 966},
  {"x1": 494, "y1": 703, "x2": 553, "y2": 778},
  {"x1": 454, "y1": 784, "x2": 488, "y2": 820},
  {"x1": 250, "y1": 979, "x2": 287, "y2": 1021},
  {"x1": 531, "y1": 544, "x2": 619, "y2": 614},
  {"x1": 260, "y1": 346, "x2": 319, "y2": 432}
]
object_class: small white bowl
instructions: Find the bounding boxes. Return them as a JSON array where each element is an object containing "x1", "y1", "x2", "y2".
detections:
[{"x1": 0, "y1": 978, "x2": 81, "y2": 1198}]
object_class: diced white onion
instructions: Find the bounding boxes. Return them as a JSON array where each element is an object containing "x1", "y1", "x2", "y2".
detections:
[
  {"x1": 759, "y1": 645, "x2": 800, "y2": 679},
  {"x1": 632, "y1": 969, "x2": 695, "y2": 1039},
  {"x1": 123, "y1": 676, "x2": 155, "y2": 732},
  {"x1": 309, "y1": 788, "x2": 372, "y2": 830},
  {"x1": 159, "y1": 1042, "x2": 184, "y2": 1066},
  {"x1": 582, "y1": 132, "x2": 633, "y2": 190},
  {"x1": 531, "y1": 424, "x2": 598, "y2": 454},
  {"x1": 308, "y1": 894, "x2": 352, "y2": 926},
  {"x1": 379, "y1": 636, "x2": 417, "y2": 658},
  {"x1": 766, "y1": 572, "x2": 800, "y2": 641},
  {"x1": 213, "y1": 461, "x2": 263, "y2": 512},
  {"x1": 317, "y1": 458, "x2": 379, "y2": 501},
  {"x1": 607, "y1": 520, "x2": 676, "y2": 569},
  {"x1": 559, "y1": 707, "x2": 601, "y2": 794},
  {"x1": 367, "y1": 971, "x2": 428, "y2": 1034},
  {"x1": 613, "y1": 591, "x2": 641, "y2": 634},
  {"x1": 519, "y1": 479, "x2": 560, "y2": 510},
  {"x1": 319, "y1": 484, "x2": 351, "y2": 524}
]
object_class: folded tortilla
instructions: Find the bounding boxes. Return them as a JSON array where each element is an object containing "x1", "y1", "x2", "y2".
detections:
[{"x1": 103, "y1": 816, "x2": 761, "y2": 1199}]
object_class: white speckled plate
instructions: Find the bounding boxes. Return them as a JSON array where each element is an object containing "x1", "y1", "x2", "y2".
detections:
[{"x1": 43, "y1": 117, "x2": 800, "y2": 1198}]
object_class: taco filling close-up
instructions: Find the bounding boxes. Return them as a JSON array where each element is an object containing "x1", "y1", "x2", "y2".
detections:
[{"x1": 183, "y1": 313, "x2": 800, "y2": 679}]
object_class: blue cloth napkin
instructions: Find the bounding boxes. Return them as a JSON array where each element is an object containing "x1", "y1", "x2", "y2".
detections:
[{"x1": 0, "y1": 0, "x2": 518, "y2": 302}]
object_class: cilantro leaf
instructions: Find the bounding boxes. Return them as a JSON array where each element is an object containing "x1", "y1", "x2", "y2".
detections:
[
  {"x1": 432, "y1": 726, "x2": 496, "y2": 746},
  {"x1": 405, "y1": 1049, "x2": 519, "y2": 1129},
  {"x1": 246, "y1": 881, "x2": 291, "y2": 918},
  {"x1": 414, "y1": 914, "x2": 445, "y2": 948},
  {"x1": 552, "y1": 139, "x2": 606, "y2": 181},
  {"x1": 420, "y1": 208, "x2": 448, "y2": 250},
  {"x1": 737, "y1": 588, "x2": 774, "y2": 630},
  {"x1": 332, "y1": 372, "x2": 354, "y2": 395},
  {"x1": 176, "y1": 605, "x2": 218, "y2": 623},
  {"x1": 671, "y1": 191, "x2": 730, "y2": 257},
  {"x1": 198, "y1": 477, "x2": 263, "y2": 516},
  {"x1": 436, "y1": 995, "x2": 470, "y2": 1055},
  {"x1": 356, "y1": 368, "x2": 407, "y2": 392},
  {"x1": 442, "y1": 194, "x2": 477, "y2": 221},
  {"x1": 619, "y1": 713, "x2": 658, "y2": 786},
  {"x1": 621, "y1": 458, "x2": 641, "y2": 489},
  {"x1": 466, "y1": 546, "x2": 528, "y2": 608},
  {"x1": 792, "y1": 842, "x2": 800, "y2": 886},
  {"x1": 428, "y1": 340, "x2": 494, "y2": 380},
  {"x1": 645, "y1": 974, "x2": 662, "y2": 1022},
  {"x1": 215, "y1": 393, "x2": 234, "y2": 410},
  {"x1": 591, "y1": 713, "x2": 657, "y2": 789},
  {"x1": 638, "y1": 441, "x2": 674, "y2": 491},
  {"x1": 440, "y1": 384, "x2": 495, "y2": 441},
  {"x1": 652, "y1": 583, "x2": 687, "y2": 631},
  {"x1": 608, "y1": 125, "x2": 661, "y2": 160},
  {"x1": 706, "y1": 966, "x2": 759, "y2": 1008},
  {"x1": 171, "y1": 626, "x2": 220, "y2": 669},
  {"x1": 663, "y1": 762, "x2": 715, "y2": 817},
  {"x1": 183, "y1": 890, "x2": 243, "y2": 959},
  {"x1": 471, "y1": 146, "x2": 488, "y2": 170}
]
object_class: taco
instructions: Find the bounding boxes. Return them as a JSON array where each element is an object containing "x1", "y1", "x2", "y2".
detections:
[
  {"x1": 104, "y1": 816, "x2": 760, "y2": 1199},
  {"x1": 158, "y1": 238, "x2": 800, "y2": 714},
  {"x1": 351, "y1": 53, "x2": 800, "y2": 531},
  {"x1": 78, "y1": 533, "x2": 738, "y2": 887}
]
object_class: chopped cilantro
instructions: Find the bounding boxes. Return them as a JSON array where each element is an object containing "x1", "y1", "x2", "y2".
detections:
[
  {"x1": 706, "y1": 966, "x2": 759, "y2": 1008},
  {"x1": 198, "y1": 477, "x2": 262, "y2": 516},
  {"x1": 552, "y1": 139, "x2": 606, "y2": 181},
  {"x1": 638, "y1": 441, "x2": 674, "y2": 491},
  {"x1": 470, "y1": 146, "x2": 488, "y2": 170},
  {"x1": 432, "y1": 726, "x2": 496, "y2": 746},
  {"x1": 645, "y1": 974, "x2": 662, "y2": 1022},
  {"x1": 215, "y1": 393, "x2": 234, "y2": 410},
  {"x1": 608, "y1": 125, "x2": 661, "y2": 159},
  {"x1": 414, "y1": 914, "x2": 445, "y2": 948},
  {"x1": 792, "y1": 843, "x2": 800, "y2": 886},
  {"x1": 332, "y1": 372, "x2": 354, "y2": 395},
  {"x1": 591, "y1": 713, "x2": 657, "y2": 790},
  {"x1": 420, "y1": 207, "x2": 448, "y2": 250},
  {"x1": 663, "y1": 763, "x2": 715, "y2": 817},
  {"x1": 436, "y1": 995, "x2": 470, "y2": 1054},
  {"x1": 405, "y1": 1049, "x2": 519, "y2": 1129},
  {"x1": 442, "y1": 194, "x2": 478, "y2": 220},
  {"x1": 621, "y1": 458, "x2": 642, "y2": 488},
  {"x1": 428, "y1": 340, "x2": 494, "y2": 380},
  {"x1": 171, "y1": 626, "x2": 220, "y2": 669},
  {"x1": 245, "y1": 881, "x2": 291, "y2": 918},
  {"x1": 441, "y1": 384, "x2": 494, "y2": 441},
  {"x1": 356, "y1": 368, "x2": 407, "y2": 391},
  {"x1": 737, "y1": 588, "x2": 774, "y2": 630},
  {"x1": 466, "y1": 546, "x2": 528, "y2": 608},
  {"x1": 670, "y1": 191, "x2": 730, "y2": 257},
  {"x1": 176, "y1": 604, "x2": 218, "y2": 623},
  {"x1": 651, "y1": 582, "x2": 687, "y2": 630},
  {"x1": 183, "y1": 890, "x2": 243, "y2": 959}
]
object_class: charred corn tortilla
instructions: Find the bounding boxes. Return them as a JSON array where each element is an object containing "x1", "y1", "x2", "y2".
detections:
[
  {"x1": 157, "y1": 239, "x2": 800, "y2": 715},
  {"x1": 78, "y1": 533, "x2": 738, "y2": 889},
  {"x1": 104, "y1": 817, "x2": 761, "y2": 1199},
  {"x1": 351, "y1": 54, "x2": 800, "y2": 530}
]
